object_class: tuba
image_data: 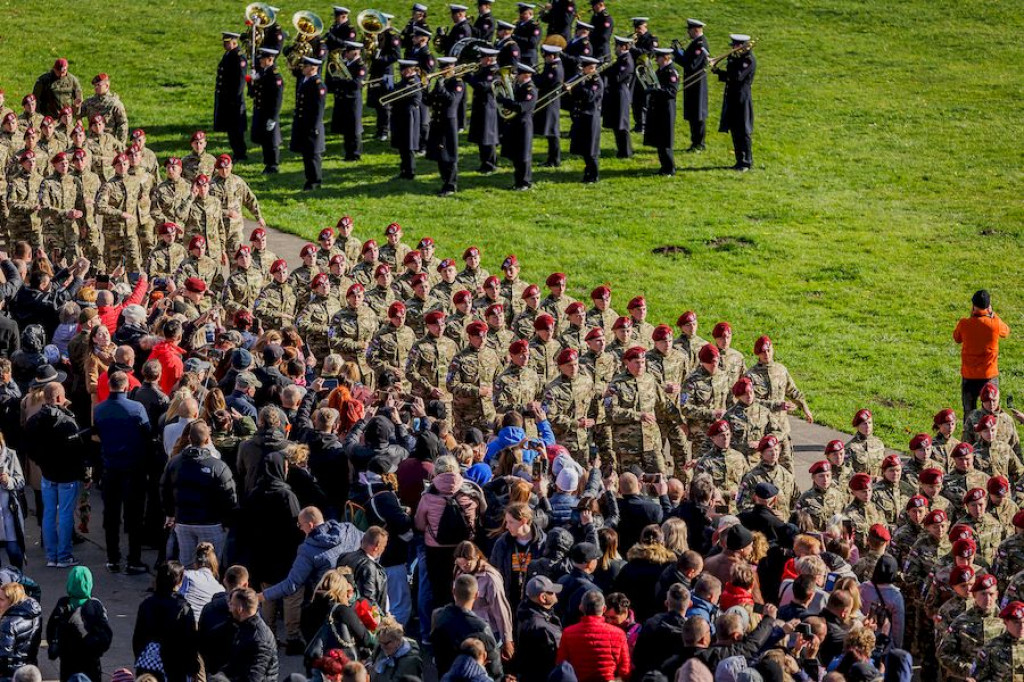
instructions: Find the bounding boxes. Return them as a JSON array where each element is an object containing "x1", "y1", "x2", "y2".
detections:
[
  {"x1": 492, "y1": 66, "x2": 516, "y2": 119},
  {"x1": 357, "y1": 9, "x2": 388, "y2": 55},
  {"x1": 285, "y1": 10, "x2": 324, "y2": 70},
  {"x1": 242, "y1": 3, "x2": 278, "y2": 61},
  {"x1": 634, "y1": 54, "x2": 659, "y2": 90}
]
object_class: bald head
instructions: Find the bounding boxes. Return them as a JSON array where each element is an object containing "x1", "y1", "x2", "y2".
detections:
[
  {"x1": 96, "y1": 290, "x2": 113, "y2": 307},
  {"x1": 114, "y1": 345, "x2": 135, "y2": 365}
]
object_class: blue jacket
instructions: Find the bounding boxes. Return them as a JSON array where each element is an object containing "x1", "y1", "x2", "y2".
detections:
[
  {"x1": 225, "y1": 391, "x2": 258, "y2": 419},
  {"x1": 686, "y1": 595, "x2": 720, "y2": 637},
  {"x1": 440, "y1": 654, "x2": 492, "y2": 682},
  {"x1": 92, "y1": 392, "x2": 151, "y2": 471},
  {"x1": 484, "y1": 421, "x2": 555, "y2": 465},
  {"x1": 262, "y1": 519, "x2": 362, "y2": 601}
]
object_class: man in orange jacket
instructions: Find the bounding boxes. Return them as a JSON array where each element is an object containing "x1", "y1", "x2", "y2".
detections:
[{"x1": 954, "y1": 289, "x2": 1010, "y2": 418}]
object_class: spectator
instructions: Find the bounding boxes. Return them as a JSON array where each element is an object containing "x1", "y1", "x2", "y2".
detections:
[
  {"x1": 737, "y1": 482, "x2": 788, "y2": 544},
  {"x1": 131, "y1": 360, "x2": 170, "y2": 427},
  {"x1": 661, "y1": 517, "x2": 689, "y2": 557},
  {"x1": 697, "y1": 605, "x2": 778, "y2": 674},
  {"x1": 10, "y1": 260, "x2": 87, "y2": 338},
  {"x1": 489, "y1": 502, "x2": 546, "y2": 608},
  {"x1": 344, "y1": 411, "x2": 412, "y2": 473},
  {"x1": 338, "y1": 526, "x2": 390, "y2": 610},
  {"x1": 655, "y1": 550, "x2": 703, "y2": 605},
  {"x1": 0, "y1": 430, "x2": 26, "y2": 569},
  {"x1": 297, "y1": 401, "x2": 350, "y2": 519},
  {"x1": 859, "y1": 554, "x2": 905, "y2": 648},
  {"x1": 430, "y1": 575, "x2": 503, "y2": 678},
  {"x1": 686, "y1": 574, "x2": 722, "y2": 637},
  {"x1": 161, "y1": 421, "x2": 237, "y2": 561},
  {"x1": 304, "y1": 571, "x2": 375, "y2": 665},
  {"x1": 453, "y1": 540, "x2": 515, "y2": 659},
  {"x1": 440, "y1": 638, "x2": 492, "y2": 682},
  {"x1": 514, "y1": 576, "x2": 563, "y2": 682},
  {"x1": 226, "y1": 372, "x2": 259, "y2": 419},
  {"x1": 602, "y1": 593, "x2": 641, "y2": 654},
  {"x1": 0, "y1": 582, "x2": 42, "y2": 678},
  {"x1": 252, "y1": 344, "x2": 292, "y2": 406},
  {"x1": 778, "y1": 574, "x2": 818, "y2": 621},
  {"x1": 556, "y1": 590, "x2": 631, "y2": 682},
  {"x1": 819, "y1": 589, "x2": 856, "y2": 667},
  {"x1": 223, "y1": 587, "x2": 279, "y2": 682},
  {"x1": 131, "y1": 561, "x2": 199, "y2": 682},
  {"x1": 612, "y1": 524, "x2": 677, "y2": 622},
  {"x1": 368, "y1": 619, "x2": 423, "y2": 682},
  {"x1": 11, "y1": 665, "x2": 40, "y2": 682},
  {"x1": 632, "y1": 583, "x2": 690, "y2": 677},
  {"x1": 162, "y1": 395, "x2": 199, "y2": 457},
  {"x1": 555, "y1": 542, "x2": 601, "y2": 627},
  {"x1": 94, "y1": 274, "x2": 147, "y2": 335},
  {"x1": 616, "y1": 473, "x2": 671, "y2": 553},
  {"x1": 832, "y1": 626, "x2": 883, "y2": 681},
  {"x1": 46, "y1": 566, "x2": 113, "y2": 682},
  {"x1": 148, "y1": 319, "x2": 185, "y2": 396},
  {"x1": 180, "y1": 542, "x2": 225, "y2": 625},
  {"x1": 112, "y1": 304, "x2": 150, "y2": 370},
  {"x1": 720, "y1": 563, "x2": 757, "y2": 612},
  {"x1": 284, "y1": 443, "x2": 330, "y2": 511},
  {"x1": 593, "y1": 527, "x2": 626, "y2": 593},
  {"x1": 198, "y1": 565, "x2": 249, "y2": 675},
  {"x1": 237, "y1": 406, "x2": 290, "y2": 495},
  {"x1": 703, "y1": 525, "x2": 762, "y2": 603},
  {"x1": 954, "y1": 289, "x2": 1010, "y2": 416},
  {"x1": 93, "y1": 371, "x2": 151, "y2": 574}
]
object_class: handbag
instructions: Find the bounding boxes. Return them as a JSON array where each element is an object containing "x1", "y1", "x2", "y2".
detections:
[{"x1": 135, "y1": 641, "x2": 166, "y2": 676}]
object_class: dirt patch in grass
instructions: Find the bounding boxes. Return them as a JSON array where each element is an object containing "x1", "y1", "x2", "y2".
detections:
[
  {"x1": 706, "y1": 236, "x2": 755, "y2": 251},
  {"x1": 652, "y1": 245, "x2": 693, "y2": 256}
]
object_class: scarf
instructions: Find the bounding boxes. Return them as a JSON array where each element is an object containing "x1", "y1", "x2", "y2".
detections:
[{"x1": 374, "y1": 640, "x2": 412, "y2": 674}]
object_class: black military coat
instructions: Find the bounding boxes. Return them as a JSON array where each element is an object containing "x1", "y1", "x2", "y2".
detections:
[
  {"x1": 513, "y1": 20, "x2": 542, "y2": 65},
  {"x1": 569, "y1": 73, "x2": 603, "y2": 157},
  {"x1": 249, "y1": 65, "x2": 284, "y2": 145},
  {"x1": 390, "y1": 74, "x2": 423, "y2": 150},
  {"x1": 675, "y1": 34, "x2": 709, "y2": 121},
  {"x1": 602, "y1": 51, "x2": 633, "y2": 131},
  {"x1": 427, "y1": 77, "x2": 465, "y2": 163},
  {"x1": 289, "y1": 74, "x2": 326, "y2": 154},
  {"x1": 330, "y1": 58, "x2": 366, "y2": 135},
  {"x1": 474, "y1": 12, "x2": 495, "y2": 41},
  {"x1": 643, "y1": 64, "x2": 677, "y2": 148},
  {"x1": 499, "y1": 80, "x2": 537, "y2": 162},
  {"x1": 466, "y1": 67, "x2": 500, "y2": 146},
  {"x1": 542, "y1": 0, "x2": 576, "y2": 41},
  {"x1": 718, "y1": 51, "x2": 756, "y2": 134},
  {"x1": 589, "y1": 10, "x2": 613, "y2": 60},
  {"x1": 533, "y1": 59, "x2": 564, "y2": 137},
  {"x1": 214, "y1": 47, "x2": 248, "y2": 131}
]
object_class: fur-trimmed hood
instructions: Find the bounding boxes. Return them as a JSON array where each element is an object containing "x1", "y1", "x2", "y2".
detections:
[{"x1": 625, "y1": 541, "x2": 676, "y2": 564}]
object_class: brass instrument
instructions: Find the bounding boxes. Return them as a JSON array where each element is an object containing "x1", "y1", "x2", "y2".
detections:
[
  {"x1": 634, "y1": 53, "x2": 658, "y2": 90},
  {"x1": 533, "y1": 59, "x2": 612, "y2": 112},
  {"x1": 685, "y1": 38, "x2": 756, "y2": 89},
  {"x1": 490, "y1": 65, "x2": 515, "y2": 103},
  {"x1": 542, "y1": 34, "x2": 567, "y2": 50},
  {"x1": 285, "y1": 10, "x2": 325, "y2": 70},
  {"x1": 450, "y1": 37, "x2": 489, "y2": 62},
  {"x1": 326, "y1": 51, "x2": 354, "y2": 80},
  {"x1": 381, "y1": 63, "x2": 477, "y2": 103},
  {"x1": 434, "y1": 26, "x2": 449, "y2": 51},
  {"x1": 358, "y1": 9, "x2": 388, "y2": 55},
  {"x1": 242, "y1": 3, "x2": 278, "y2": 64}
]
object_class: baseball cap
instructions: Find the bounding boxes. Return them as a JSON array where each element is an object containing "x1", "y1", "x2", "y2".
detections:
[{"x1": 525, "y1": 575, "x2": 563, "y2": 599}]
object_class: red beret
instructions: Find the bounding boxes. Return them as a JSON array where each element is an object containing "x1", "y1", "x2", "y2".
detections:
[
  {"x1": 753, "y1": 335, "x2": 772, "y2": 354},
  {"x1": 918, "y1": 467, "x2": 943, "y2": 485},
  {"x1": 809, "y1": 460, "x2": 831, "y2": 475},
  {"x1": 677, "y1": 311, "x2": 697, "y2": 326},
  {"x1": 973, "y1": 575, "x2": 997, "y2": 593},
  {"x1": 300, "y1": 243, "x2": 317, "y2": 258},
  {"x1": 591, "y1": 285, "x2": 611, "y2": 299},
  {"x1": 361, "y1": 239, "x2": 377, "y2": 253},
  {"x1": 157, "y1": 222, "x2": 177, "y2": 236},
  {"x1": 193, "y1": 173, "x2": 209, "y2": 185},
  {"x1": 71, "y1": 148, "x2": 87, "y2": 161},
  {"x1": 54, "y1": 57, "x2": 68, "y2": 69},
  {"x1": 952, "y1": 538, "x2": 976, "y2": 558},
  {"x1": 949, "y1": 565, "x2": 975, "y2": 587},
  {"x1": 697, "y1": 343, "x2": 719, "y2": 363},
  {"x1": 384, "y1": 222, "x2": 401, "y2": 235},
  {"x1": 315, "y1": 227, "x2": 334, "y2": 241},
  {"x1": 41, "y1": 116, "x2": 54, "y2": 126},
  {"x1": 949, "y1": 524, "x2": 975, "y2": 543},
  {"x1": 311, "y1": 273, "x2": 330, "y2": 289},
  {"x1": 50, "y1": 151, "x2": 67, "y2": 165},
  {"x1": 410, "y1": 273, "x2": 428, "y2": 287},
  {"x1": 975, "y1": 414, "x2": 998, "y2": 432},
  {"x1": 980, "y1": 382, "x2": 999, "y2": 401},
  {"x1": 388, "y1": 302, "x2": 406, "y2": 318},
  {"x1": 712, "y1": 322, "x2": 731, "y2": 338},
  {"x1": 585, "y1": 327, "x2": 604, "y2": 342},
  {"x1": 881, "y1": 454, "x2": 902, "y2": 470},
  {"x1": 868, "y1": 524, "x2": 891, "y2": 543},
  {"x1": 270, "y1": 259, "x2": 288, "y2": 274},
  {"x1": 18, "y1": 150, "x2": 35, "y2": 163},
  {"x1": 707, "y1": 420, "x2": 730, "y2": 438},
  {"x1": 485, "y1": 303, "x2": 503, "y2": 317},
  {"x1": 374, "y1": 263, "x2": 391, "y2": 277},
  {"x1": 534, "y1": 314, "x2": 555, "y2": 332},
  {"x1": 509, "y1": 339, "x2": 529, "y2": 355},
  {"x1": 328, "y1": 252, "x2": 343, "y2": 266},
  {"x1": 988, "y1": 476, "x2": 1010, "y2": 497},
  {"x1": 346, "y1": 282, "x2": 364, "y2": 296},
  {"x1": 732, "y1": 377, "x2": 753, "y2": 397},
  {"x1": 557, "y1": 348, "x2": 578, "y2": 365},
  {"x1": 852, "y1": 409, "x2": 872, "y2": 427},
  {"x1": 545, "y1": 272, "x2": 566, "y2": 287},
  {"x1": 623, "y1": 346, "x2": 647, "y2": 362},
  {"x1": 909, "y1": 433, "x2": 931, "y2": 451},
  {"x1": 22, "y1": 94, "x2": 36, "y2": 104},
  {"x1": 963, "y1": 487, "x2": 986, "y2": 505},
  {"x1": 438, "y1": 258, "x2": 456, "y2": 271},
  {"x1": 131, "y1": 128, "x2": 146, "y2": 139},
  {"x1": 906, "y1": 494, "x2": 928, "y2": 511},
  {"x1": 234, "y1": 310, "x2": 253, "y2": 325},
  {"x1": 651, "y1": 324, "x2": 672, "y2": 342},
  {"x1": 463, "y1": 246, "x2": 480, "y2": 259},
  {"x1": 483, "y1": 275, "x2": 500, "y2": 289},
  {"x1": 466, "y1": 320, "x2": 488, "y2": 337},
  {"x1": 1014, "y1": 510, "x2": 1024, "y2": 529},
  {"x1": 824, "y1": 439, "x2": 844, "y2": 455},
  {"x1": 757, "y1": 434, "x2": 779, "y2": 452},
  {"x1": 184, "y1": 277, "x2": 206, "y2": 293},
  {"x1": 453, "y1": 290, "x2": 473, "y2": 305},
  {"x1": 933, "y1": 408, "x2": 956, "y2": 428},
  {"x1": 2, "y1": 112, "x2": 15, "y2": 125},
  {"x1": 337, "y1": 215, "x2": 354, "y2": 228},
  {"x1": 627, "y1": 296, "x2": 646, "y2": 310},
  {"x1": 849, "y1": 473, "x2": 872, "y2": 491},
  {"x1": 249, "y1": 227, "x2": 266, "y2": 241},
  {"x1": 165, "y1": 156, "x2": 182, "y2": 167},
  {"x1": 190, "y1": 129, "x2": 205, "y2": 142},
  {"x1": 214, "y1": 154, "x2": 232, "y2": 169},
  {"x1": 566, "y1": 302, "x2": 586, "y2": 316},
  {"x1": 234, "y1": 245, "x2": 251, "y2": 259},
  {"x1": 612, "y1": 316, "x2": 633, "y2": 331},
  {"x1": 403, "y1": 250, "x2": 423, "y2": 265},
  {"x1": 952, "y1": 442, "x2": 974, "y2": 459},
  {"x1": 92, "y1": 73, "x2": 110, "y2": 84},
  {"x1": 501, "y1": 254, "x2": 517, "y2": 269},
  {"x1": 923, "y1": 509, "x2": 947, "y2": 525},
  {"x1": 999, "y1": 601, "x2": 1024, "y2": 620},
  {"x1": 523, "y1": 284, "x2": 540, "y2": 299},
  {"x1": 188, "y1": 235, "x2": 206, "y2": 250},
  {"x1": 425, "y1": 310, "x2": 446, "y2": 325}
]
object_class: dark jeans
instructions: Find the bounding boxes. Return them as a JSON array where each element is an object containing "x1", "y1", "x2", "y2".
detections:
[
  {"x1": 689, "y1": 118, "x2": 706, "y2": 148},
  {"x1": 963, "y1": 376, "x2": 998, "y2": 422},
  {"x1": 302, "y1": 151, "x2": 323, "y2": 185},
  {"x1": 102, "y1": 468, "x2": 145, "y2": 564}
]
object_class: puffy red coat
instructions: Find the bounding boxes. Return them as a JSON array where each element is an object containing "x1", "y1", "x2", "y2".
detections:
[
  {"x1": 96, "y1": 276, "x2": 148, "y2": 335},
  {"x1": 556, "y1": 615, "x2": 632, "y2": 682},
  {"x1": 148, "y1": 340, "x2": 185, "y2": 395}
]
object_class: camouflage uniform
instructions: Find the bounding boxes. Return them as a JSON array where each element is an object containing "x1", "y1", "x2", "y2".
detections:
[
  {"x1": 367, "y1": 322, "x2": 417, "y2": 389},
  {"x1": 738, "y1": 462, "x2": 799, "y2": 517},
  {"x1": 250, "y1": 247, "x2": 278, "y2": 283},
  {"x1": 672, "y1": 333, "x2": 707, "y2": 375},
  {"x1": 746, "y1": 360, "x2": 809, "y2": 471},
  {"x1": 851, "y1": 550, "x2": 884, "y2": 582},
  {"x1": 540, "y1": 293, "x2": 577, "y2": 333},
  {"x1": 939, "y1": 605, "x2": 1003, "y2": 682},
  {"x1": 606, "y1": 370, "x2": 680, "y2": 473},
  {"x1": 990, "y1": 497, "x2": 1021, "y2": 535},
  {"x1": 845, "y1": 432, "x2": 886, "y2": 477},
  {"x1": 16, "y1": 113, "x2": 43, "y2": 133},
  {"x1": 253, "y1": 279, "x2": 298, "y2": 331},
  {"x1": 904, "y1": 453, "x2": 947, "y2": 489},
  {"x1": 444, "y1": 310, "x2": 471, "y2": 348},
  {"x1": 543, "y1": 372, "x2": 596, "y2": 462},
  {"x1": 447, "y1": 343, "x2": 500, "y2": 434},
  {"x1": 725, "y1": 399, "x2": 779, "y2": 468},
  {"x1": 378, "y1": 241, "x2": 410, "y2": 270},
  {"x1": 648, "y1": 345, "x2": 691, "y2": 475},
  {"x1": 315, "y1": 246, "x2": 344, "y2": 273},
  {"x1": 81, "y1": 92, "x2": 129, "y2": 143},
  {"x1": 85, "y1": 131, "x2": 123, "y2": 180},
  {"x1": 176, "y1": 255, "x2": 222, "y2": 289},
  {"x1": 221, "y1": 266, "x2": 265, "y2": 316},
  {"x1": 926, "y1": 558, "x2": 990, "y2": 626},
  {"x1": 210, "y1": 173, "x2": 262, "y2": 254},
  {"x1": 795, "y1": 484, "x2": 846, "y2": 532},
  {"x1": 181, "y1": 151, "x2": 216, "y2": 183},
  {"x1": 933, "y1": 433, "x2": 961, "y2": 471},
  {"x1": 843, "y1": 498, "x2": 886, "y2": 549},
  {"x1": 904, "y1": 533, "x2": 949, "y2": 662},
  {"x1": 95, "y1": 173, "x2": 143, "y2": 271},
  {"x1": 329, "y1": 305, "x2": 379, "y2": 384},
  {"x1": 718, "y1": 347, "x2": 746, "y2": 389},
  {"x1": 933, "y1": 594, "x2": 968, "y2": 651},
  {"x1": 630, "y1": 321, "x2": 655, "y2": 349},
  {"x1": 957, "y1": 512, "x2": 1005, "y2": 566},
  {"x1": 455, "y1": 266, "x2": 490, "y2": 293},
  {"x1": 680, "y1": 366, "x2": 730, "y2": 455},
  {"x1": 350, "y1": 260, "x2": 377, "y2": 286},
  {"x1": 5, "y1": 169, "x2": 42, "y2": 247},
  {"x1": 976, "y1": 439, "x2": 1024, "y2": 481},
  {"x1": 694, "y1": 444, "x2": 748, "y2": 513},
  {"x1": 364, "y1": 284, "x2": 397, "y2": 323},
  {"x1": 179, "y1": 194, "x2": 226, "y2": 263},
  {"x1": 872, "y1": 478, "x2": 914, "y2": 526},
  {"x1": 558, "y1": 323, "x2": 587, "y2": 353},
  {"x1": 336, "y1": 234, "x2": 362, "y2": 269},
  {"x1": 405, "y1": 296, "x2": 440, "y2": 339},
  {"x1": 942, "y1": 468, "x2": 988, "y2": 521},
  {"x1": 529, "y1": 337, "x2": 561, "y2": 388},
  {"x1": 580, "y1": 347, "x2": 618, "y2": 462},
  {"x1": 138, "y1": 147, "x2": 160, "y2": 184},
  {"x1": 586, "y1": 305, "x2": 619, "y2": 335},
  {"x1": 128, "y1": 166, "x2": 155, "y2": 254},
  {"x1": 430, "y1": 281, "x2": 456, "y2": 314},
  {"x1": 150, "y1": 176, "x2": 190, "y2": 226},
  {"x1": 511, "y1": 306, "x2": 539, "y2": 341},
  {"x1": 407, "y1": 333, "x2": 458, "y2": 409},
  {"x1": 296, "y1": 295, "x2": 339, "y2": 362},
  {"x1": 289, "y1": 265, "x2": 317, "y2": 297},
  {"x1": 890, "y1": 520, "x2": 923, "y2": 569},
  {"x1": 965, "y1": 407, "x2": 1021, "y2": 457},
  {"x1": 144, "y1": 241, "x2": 187, "y2": 278},
  {"x1": 326, "y1": 274, "x2": 355, "y2": 311},
  {"x1": 972, "y1": 629, "x2": 1024, "y2": 682},
  {"x1": 494, "y1": 362, "x2": 541, "y2": 437},
  {"x1": 993, "y1": 532, "x2": 1024, "y2": 592},
  {"x1": 499, "y1": 278, "x2": 528, "y2": 325}
]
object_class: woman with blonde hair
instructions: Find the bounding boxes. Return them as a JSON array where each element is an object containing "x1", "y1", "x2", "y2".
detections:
[
  {"x1": 370, "y1": 618, "x2": 422, "y2": 682},
  {"x1": 180, "y1": 542, "x2": 224, "y2": 624},
  {"x1": 661, "y1": 517, "x2": 689, "y2": 557},
  {"x1": 834, "y1": 576, "x2": 865, "y2": 626},
  {"x1": 304, "y1": 569, "x2": 376, "y2": 671},
  {"x1": 453, "y1": 540, "x2": 515, "y2": 660},
  {"x1": 200, "y1": 388, "x2": 227, "y2": 424},
  {"x1": 0, "y1": 581, "x2": 41, "y2": 676}
]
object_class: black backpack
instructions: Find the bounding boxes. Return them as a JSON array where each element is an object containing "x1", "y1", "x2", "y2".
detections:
[{"x1": 431, "y1": 485, "x2": 474, "y2": 545}]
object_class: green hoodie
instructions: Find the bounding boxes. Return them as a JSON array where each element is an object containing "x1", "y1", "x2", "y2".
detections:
[{"x1": 66, "y1": 565, "x2": 93, "y2": 609}]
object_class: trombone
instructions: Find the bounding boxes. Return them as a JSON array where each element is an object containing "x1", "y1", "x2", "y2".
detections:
[
  {"x1": 683, "y1": 38, "x2": 756, "y2": 90},
  {"x1": 382, "y1": 64, "x2": 477, "y2": 104},
  {"x1": 533, "y1": 60, "x2": 612, "y2": 112}
]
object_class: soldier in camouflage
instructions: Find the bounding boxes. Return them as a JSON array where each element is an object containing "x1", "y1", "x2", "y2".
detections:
[
  {"x1": 918, "y1": 467, "x2": 951, "y2": 516},
  {"x1": 179, "y1": 174, "x2": 227, "y2": 267},
  {"x1": 694, "y1": 420, "x2": 748, "y2": 514},
  {"x1": 405, "y1": 274, "x2": 439, "y2": 338},
  {"x1": 938, "y1": 572, "x2": 1002, "y2": 682},
  {"x1": 542, "y1": 347, "x2": 596, "y2": 464},
  {"x1": 210, "y1": 154, "x2": 264, "y2": 254},
  {"x1": 557, "y1": 302, "x2": 588, "y2": 352},
  {"x1": 625, "y1": 296, "x2": 654, "y2": 348},
  {"x1": 579, "y1": 326, "x2": 617, "y2": 463},
  {"x1": 843, "y1": 473, "x2": 886, "y2": 549},
  {"x1": 455, "y1": 246, "x2": 490, "y2": 294},
  {"x1": 379, "y1": 222, "x2": 411, "y2": 270},
  {"x1": 431, "y1": 258, "x2": 460, "y2": 314},
  {"x1": 95, "y1": 152, "x2": 144, "y2": 271},
  {"x1": 335, "y1": 215, "x2": 363, "y2": 267},
  {"x1": 150, "y1": 157, "x2": 190, "y2": 228},
  {"x1": 126, "y1": 143, "x2": 155, "y2": 255},
  {"x1": 407, "y1": 310, "x2": 458, "y2": 413},
  {"x1": 971, "y1": 599, "x2": 1024, "y2": 682},
  {"x1": 873, "y1": 454, "x2": 915, "y2": 525},
  {"x1": 974, "y1": 413, "x2": 1024, "y2": 481},
  {"x1": 129, "y1": 129, "x2": 160, "y2": 184},
  {"x1": 725, "y1": 376, "x2": 780, "y2": 467},
  {"x1": 296, "y1": 273, "x2": 339, "y2": 363},
  {"x1": 396, "y1": 250, "x2": 427, "y2": 301},
  {"x1": 182, "y1": 130, "x2": 216, "y2": 183},
  {"x1": 932, "y1": 564, "x2": 974, "y2": 653},
  {"x1": 585, "y1": 285, "x2": 618, "y2": 334},
  {"x1": 176, "y1": 235, "x2": 223, "y2": 290},
  {"x1": 511, "y1": 284, "x2": 543, "y2": 340},
  {"x1": 607, "y1": 346, "x2": 682, "y2": 474},
  {"x1": 364, "y1": 263, "x2": 398, "y2": 323},
  {"x1": 325, "y1": 255, "x2": 355, "y2": 310},
  {"x1": 933, "y1": 408, "x2": 961, "y2": 470},
  {"x1": 540, "y1": 272, "x2": 577, "y2": 333},
  {"x1": 795, "y1": 460, "x2": 847, "y2": 532},
  {"x1": 965, "y1": 382, "x2": 1020, "y2": 458},
  {"x1": 845, "y1": 408, "x2": 886, "y2": 477},
  {"x1": 5, "y1": 151, "x2": 43, "y2": 247},
  {"x1": 529, "y1": 314, "x2": 562, "y2": 389},
  {"x1": 248, "y1": 227, "x2": 278, "y2": 283},
  {"x1": 891, "y1": 494, "x2": 930, "y2": 569},
  {"x1": 447, "y1": 319, "x2": 500, "y2": 435},
  {"x1": 445, "y1": 290, "x2": 473, "y2": 348},
  {"x1": 315, "y1": 227, "x2": 344, "y2": 272},
  {"x1": 471, "y1": 276, "x2": 502, "y2": 320},
  {"x1": 987, "y1": 475, "x2": 1019, "y2": 532},
  {"x1": 745, "y1": 335, "x2": 812, "y2": 471},
  {"x1": 648, "y1": 324, "x2": 691, "y2": 478},
  {"x1": 81, "y1": 73, "x2": 128, "y2": 144},
  {"x1": 351, "y1": 239, "x2": 380, "y2": 286},
  {"x1": 253, "y1": 259, "x2": 297, "y2": 331},
  {"x1": 738, "y1": 434, "x2": 799, "y2": 517},
  {"x1": 85, "y1": 114, "x2": 123, "y2": 180},
  {"x1": 368, "y1": 301, "x2": 417, "y2": 390},
  {"x1": 904, "y1": 508, "x2": 950, "y2": 665},
  {"x1": 709, "y1": 322, "x2": 745, "y2": 392},
  {"x1": 221, "y1": 245, "x2": 265, "y2": 317},
  {"x1": 904, "y1": 433, "x2": 946, "y2": 492},
  {"x1": 851, "y1": 524, "x2": 891, "y2": 581},
  {"x1": 498, "y1": 255, "x2": 528, "y2": 326},
  {"x1": 958, "y1": 487, "x2": 1005, "y2": 566},
  {"x1": 69, "y1": 147, "x2": 103, "y2": 269},
  {"x1": 144, "y1": 221, "x2": 187, "y2": 278},
  {"x1": 993, "y1": 510, "x2": 1024, "y2": 592},
  {"x1": 672, "y1": 311, "x2": 707, "y2": 377},
  {"x1": 39, "y1": 151, "x2": 82, "y2": 255},
  {"x1": 329, "y1": 282, "x2": 379, "y2": 385},
  {"x1": 681, "y1": 343, "x2": 730, "y2": 456},
  {"x1": 482, "y1": 304, "x2": 514, "y2": 367},
  {"x1": 493, "y1": 338, "x2": 542, "y2": 436},
  {"x1": 289, "y1": 243, "x2": 320, "y2": 296},
  {"x1": 944, "y1": 443, "x2": 990, "y2": 521}
]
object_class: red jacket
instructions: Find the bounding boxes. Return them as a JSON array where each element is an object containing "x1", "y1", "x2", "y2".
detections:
[
  {"x1": 149, "y1": 340, "x2": 185, "y2": 395},
  {"x1": 96, "y1": 368, "x2": 141, "y2": 403},
  {"x1": 719, "y1": 583, "x2": 755, "y2": 611},
  {"x1": 556, "y1": 615, "x2": 632, "y2": 682},
  {"x1": 96, "y1": 277, "x2": 148, "y2": 335}
]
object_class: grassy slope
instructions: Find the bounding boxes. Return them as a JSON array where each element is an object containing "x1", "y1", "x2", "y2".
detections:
[{"x1": 2, "y1": 0, "x2": 1023, "y2": 444}]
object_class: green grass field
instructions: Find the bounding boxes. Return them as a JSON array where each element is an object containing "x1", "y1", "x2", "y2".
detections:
[{"x1": 3, "y1": 0, "x2": 1023, "y2": 444}]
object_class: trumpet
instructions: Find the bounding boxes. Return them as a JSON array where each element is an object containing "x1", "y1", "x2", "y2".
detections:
[
  {"x1": 684, "y1": 38, "x2": 756, "y2": 89},
  {"x1": 285, "y1": 10, "x2": 325, "y2": 70},
  {"x1": 534, "y1": 60, "x2": 612, "y2": 112}
]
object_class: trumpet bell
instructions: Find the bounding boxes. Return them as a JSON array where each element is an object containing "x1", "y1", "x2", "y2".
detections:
[
  {"x1": 245, "y1": 2, "x2": 277, "y2": 28},
  {"x1": 292, "y1": 10, "x2": 324, "y2": 38},
  {"x1": 357, "y1": 9, "x2": 387, "y2": 34}
]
